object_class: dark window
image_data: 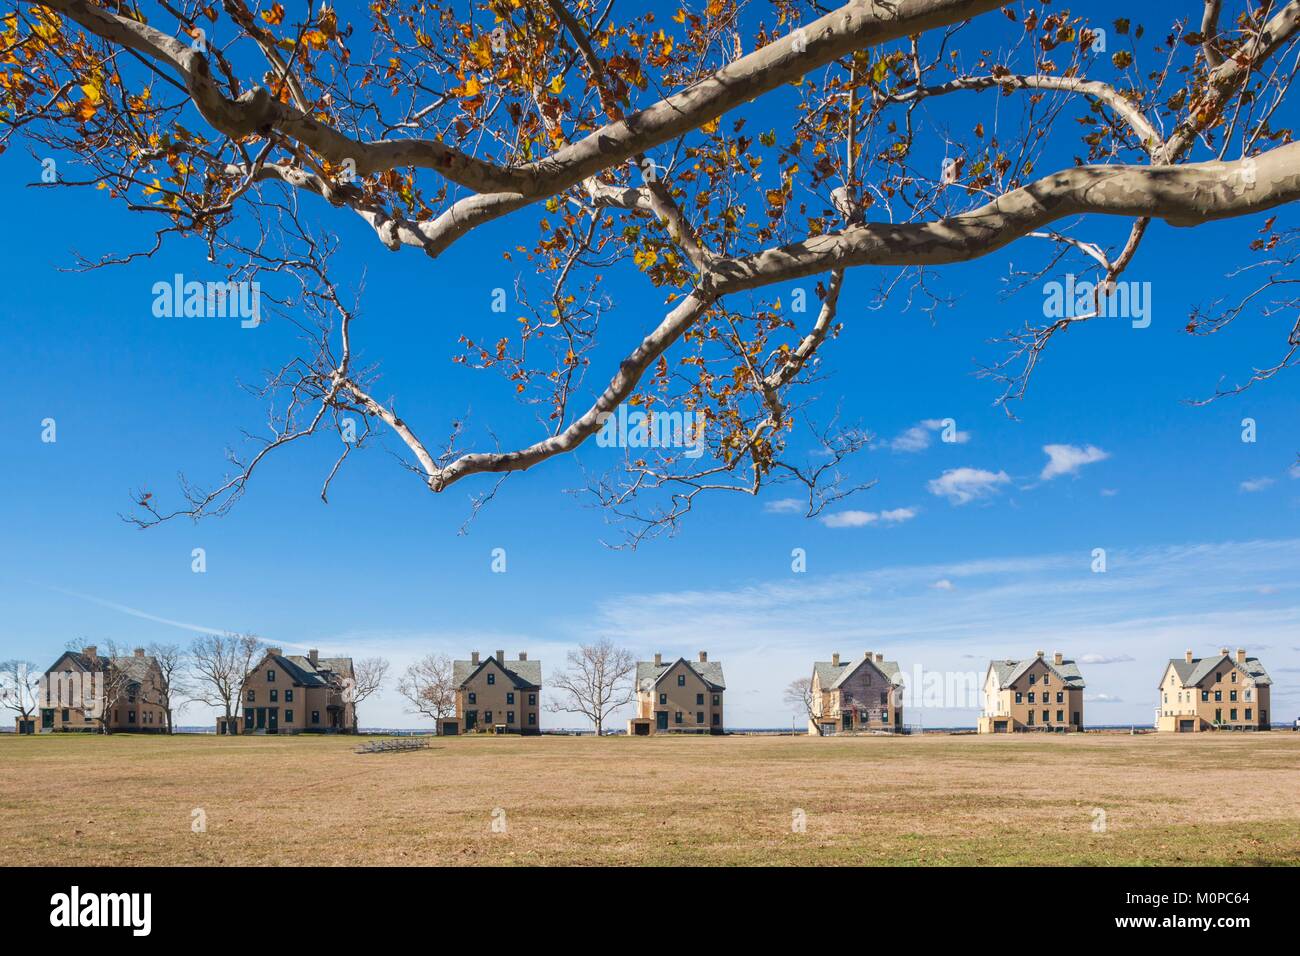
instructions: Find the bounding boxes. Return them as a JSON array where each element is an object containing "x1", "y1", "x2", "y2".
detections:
[
  {"x1": 487, "y1": 673, "x2": 495, "y2": 685},
  {"x1": 1230, "y1": 690, "x2": 1237, "y2": 701},
  {"x1": 61, "y1": 709, "x2": 69, "y2": 721},
  {"x1": 267, "y1": 669, "x2": 275, "y2": 682},
  {"x1": 1201, "y1": 690, "x2": 1209, "y2": 702},
  {"x1": 285, "y1": 689, "x2": 293, "y2": 702},
  {"x1": 1230, "y1": 708, "x2": 1238, "y2": 721},
  {"x1": 528, "y1": 713, "x2": 536, "y2": 725},
  {"x1": 1214, "y1": 690, "x2": 1222, "y2": 701},
  {"x1": 1015, "y1": 692, "x2": 1023, "y2": 704},
  {"x1": 1245, "y1": 708, "x2": 1253, "y2": 720},
  {"x1": 1231, "y1": 671, "x2": 1237, "y2": 683},
  {"x1": 677, "y1": 674, "x2": 685, "y2": 686},
  {"x1": 712, "y1": 695, "x2": 720, "y2": 706},
  {"x1": 712, "y1": 713, "x2": 720, "y2": 725},
  {"x1": 696, "y1": 712, "x2": 704, "y2": 723},
  {"x1": 658, "y1": 693, "x2": 666, "y2": 705},
  {"x1": 246, "y1": 689, "x2": 255, "y2": 702},
  {"x1": 507, "y1": 692, "x2": 515, "y2": 705},
  {"x1": 270, "y1": 689, "x2": 278, "y2": 702},
  {"x1": 880, "y1": 692, "x2": 887, "y2": 707},
  {"x1": 1043, "y1": 674, "x2": 1050, "y2": 685},
  {"x1": 675, "y1": 711, "x2": 683, "y2": 724},
  {"x1": 285, "y1": 710, "x2": 294, "y2": 723},
  {"x1": 485, "y1": 711, "x2": 493, "y2": 723},
  {"x1": 1056, "y1": 692, "x2": 1063, "y2": 703},
  {"x1": 1028, "y1": 692, "x2": 1035, "y2": 703},
  {"x1": 1056, "y1": 710, "x2": 1064, "y2": 722},
  {"x1": 696, "y1": 693, "x2": 704, "y2": 705},
  {"x1": 311, "y1": 710, "x2": 320, "y2": 724},
  {"x1": 468, "y1": 692, "x2": 476, "y2": 704},
  {"x1": 128, "y1": 711, "x2": 136, "y2": 723},
  {"x1": 1215, "y1": 708, "x2": 1222, "y2": 723},
  {"x1": 507, "y1": 711, "x2": 515, "y2": 724},
  {"x1": 528, "y1": 694, "x2": 536, "y2": 705}
]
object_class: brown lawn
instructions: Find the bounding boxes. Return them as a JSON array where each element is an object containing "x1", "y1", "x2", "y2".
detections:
[{"x1": 1, "y1": 731, "x2": 1297, "y2": 866}]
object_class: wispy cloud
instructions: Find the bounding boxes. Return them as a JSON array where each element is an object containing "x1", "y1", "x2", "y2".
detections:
[
  {"x1": 930, "y1": 579, "x2": 955, "y2": 591},
  {"x1": 763, "y1": 497, "x2": 804, "y2": 514},
  {"x1": 820, "y1": 507, "x2": 916, "y2": 529},
  {"x1": 1041, "y1": 444, "x2": 1110, "y2": 480},
  {"x1": 1079, "y1": 653, "x2": 1136, "y2": 665},
  {"x1": 1240, "y1": 477, "x2": 1276, "y2": 493},
  {"x1": 927, "y1": 467, "x2": 1011, "y2": 505},
  {"x1": 889, "y1": 418, "x2": 970, "y2": 452}
]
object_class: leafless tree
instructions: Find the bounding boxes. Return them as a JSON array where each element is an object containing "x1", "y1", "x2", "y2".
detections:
[
  {"x1": 396, "y1": 654, "x2": 456, "y2": 724},
  {"x1": 68, "y1": 641, "x2": 135, "y2": 735},
  {"x1": 147, "y1": 642, "x2": 188, "y2": 733},
  {"x1": 8, "y1": 0, "x2": 1300, "y2": 544},
  {"x1": 547, "y1": 639, "x2": 636, "y2": 735},
  {"x1": 350, "y1": 657, "x2": 390, "y2": 706},
  {"x1": 188, "y1": 633, "x2": 263, "y2": 729},
  {"x1": 784, "y1": 676, "x2": 823, "y2": 736},
  {"x1": 0, "y1": 660, "x2": 42, "y2": 725}
]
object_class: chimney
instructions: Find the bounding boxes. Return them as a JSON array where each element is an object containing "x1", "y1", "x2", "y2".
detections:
[
  {"x1": 495, "y1": 649, "x2": 505, "y2": 663},
  {"x1": 309, "y1": 649, "x2": 318, "y2": 665},
  {"x1": 1236, "y1": 648, "x2": 1247, "y2": 664},
  {"x1": 699, "y1": 651, "x2": 708, "y2": 663},
  {"x1": 471, "y1": 651, "x2": 480, "y2": 665},
  {"x1": 654, "y1": 653, "x2": 663, "y2": 667},
  {"x1": 831, "y1": 652, "x2": 840, "y2": 666},
  {"x1": 1185, "y1": 649, "x2": 1194, "y2": 663},
  {"x1": 1219, "y1": 647, "x2": 1229, "y2": 657},
  {"x1": 519, "y1": 651, "x2": 527, "y2": 661},
  {"x1": 134, "y1": 648, "x2": 145, "y2": 657},
  {"x1": 82, "y1": 646, "x2": 97, "y2": 659},
  {"x1": 864, "y1": 650, "x2": 872, "y2": 661},
  {"x1": 875, "y1": 653, "x2": 884, "y2": 663},
  {"x1": 266, "y1": 647, "x2": 282, "y2": 656},
  {"x1": 1035, "y1": 649, "x2": 1045, "y2": 658},
  {"x1": 1053, "y1": 651, "x2": 1063, "y2": 666}
]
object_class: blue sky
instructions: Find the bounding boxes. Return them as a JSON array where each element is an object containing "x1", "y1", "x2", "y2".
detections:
[{"x1": 0, "y1": 0, "x2": 1297, "y2": 729}]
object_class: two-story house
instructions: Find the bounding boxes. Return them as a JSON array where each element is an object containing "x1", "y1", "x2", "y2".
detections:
[
  {"x1": 36, "y1": 646, "x2": 167, "y2": 733},
  {"x1": 978, "y1": 650, "x2": 1085, "y2": 733},
  {"x1": 627, "y1": 652, "x2": 725, "y2": 735},
  {"x1": 451, "y1": 651, "x2": 542, "y2": 734},
  {"x1": 241, "y1": 648, "x2": 357, "y2": 734},
  {"x1": 1156, "y1": 647, "x2": 1272, "y2": 732},
  {"x1": 808, "y1": 651, "x2": 903, "y2": 735}
]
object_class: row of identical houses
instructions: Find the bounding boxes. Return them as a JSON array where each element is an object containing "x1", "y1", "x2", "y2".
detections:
[{"x1": 19, "y1": 644, "x2": 1276, "y2": 735}]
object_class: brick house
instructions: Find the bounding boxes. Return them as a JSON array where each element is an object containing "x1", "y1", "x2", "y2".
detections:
[
  {"x1": 627, "y1": 652, "x2": 725, "y2": 735},
  {"x1": 978, "y1": 650, "x2": 1085, "y2": 733},
  {"x1": 240, "y1": 648, "x2": 357, "y2": 734},
  {"x1": 36, "y1": 646, "x2": 167, "y2": 733},
  {"x1": 451, "y1": 651, "x2": 542, "y2": 734},
  {"x1": 808, "y1": 651, "x2": 903, "y2": 735},
  {"x1": 1156, "y1": 648, "x2": 1272, "y2": 732}
]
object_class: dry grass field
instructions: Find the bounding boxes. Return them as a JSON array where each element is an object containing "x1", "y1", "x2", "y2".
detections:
[{"x1": 1, "y1": 731, "x2": 1297, "y2": 866}]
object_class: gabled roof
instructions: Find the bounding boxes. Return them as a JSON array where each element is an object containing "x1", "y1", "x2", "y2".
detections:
[
  {"x1": 812, "y1": 656, "x2": 903, "y2": 689},
  {"x1": 110, "y1": 655, "x2": 160, "y2": 683},
  {"x1": 259, "y1": 652, "x2": 355, "y2": 688},
  {"x1": 988, "y1": 655, "x2": 1085, "y2": 690},
  {"x1": 453, "y1": 655, "x2": 542, "y2": 689},
  {"x1": 43, "y1": 650, "x2": 108, "y2": 674},
  {"x1": 635, "y1": 657, "x2": 726, "y2": 692},
  {"x1": 1166, "y1": 653, "x2": 1271, "y2": 687}
]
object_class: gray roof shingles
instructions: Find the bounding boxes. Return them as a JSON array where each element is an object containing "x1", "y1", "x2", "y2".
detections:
[
  {"x1": 1168, "y1": 653, "x2": 1271, "y2": 687},
  {"x1": 453, "y1": 656, "x2": 542, "y2": 689},
  {"x1": 636, "y1": 658, "x2": 726, "y2": 692},
  {"x1": 812, "y1": 657, "x2": 903, "y2": 688},
  {"x1": 988, "y1": 656, "x2": 1086, "y2": 689}
]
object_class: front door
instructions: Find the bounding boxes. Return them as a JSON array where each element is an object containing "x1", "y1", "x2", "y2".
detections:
[
  {"x1": 268, "y1": 708, "x2": 278, "y2": 733},
  {"x1": 255, "y1": 707, "x2": 266, "y2": 730},
  {"x1": 842, "y1": 712, "x2": 852, "y2": 731},
  {"x1": 465, "y1": 710, "x2": 477, "y2": 731},
  {"x1": 656, "y1": 711, "x2": 668, "y2": 731},
  {"x1": 41, "y1": 709, "x2": 54, "y2": 730}
]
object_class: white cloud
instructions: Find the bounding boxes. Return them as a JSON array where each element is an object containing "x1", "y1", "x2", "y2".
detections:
[
  {"x1": 1100, "y1": 488, "x2": 1119, "y2": 497},
  {"x1": 889, "y1": 419, "x2": 970, "y2": 452},
  {"x1": 763, "y1": 497, "x2": 804, "y2": 514},
  {"x1": 1240, "y1": 477, "x2": 1275, "y2": 493},
  {"x1": 821, "y1": 507, "x2": 916, "y2": 529},
  {"x1": 1289, "y1": 464, "x2": 1300, "y2": 479},
  {"x1": 1040, "y1": 444, "x2": 1110, "y2": 480},
  {"x1": 930, "y1": 579, "x2": 955, "y2": 591},
  {"x1": 1086, "y1": 694, "x2": 1124, "y2": 703},
  {"x1": 1079, "y1": 653, "x2": 1136, "y2": 665},
  {"x1": 927, "y1": 467, "x2": 1011, "y2": 505}
]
